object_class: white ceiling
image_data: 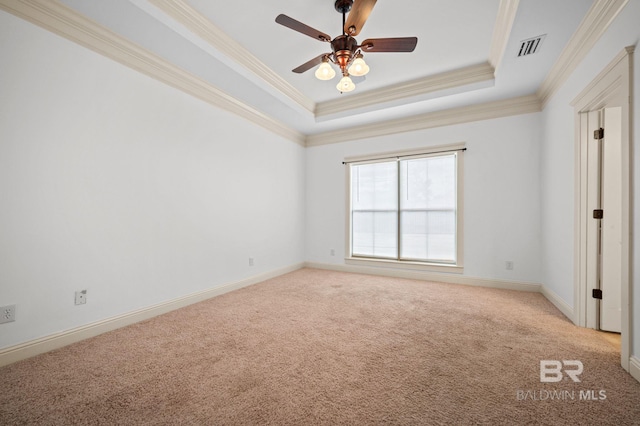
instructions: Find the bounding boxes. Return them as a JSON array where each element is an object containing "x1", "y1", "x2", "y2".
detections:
[
  {"x1": 54, "y1": 0, "x2": 593, "y2": 137},
  {"x1": 191, "y1": 0, "x2": 499, "y2": 101}
]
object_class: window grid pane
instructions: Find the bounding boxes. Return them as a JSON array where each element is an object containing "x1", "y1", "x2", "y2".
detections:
[
  {"x1": 352, "y1": 211, "x2": 398, "y2": 258},
  {"x1": 400, "y1": 210, "x2": 456, "y2": 262}
]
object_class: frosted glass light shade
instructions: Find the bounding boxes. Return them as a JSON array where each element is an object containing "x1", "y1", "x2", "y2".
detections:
[
  {"x1": 336, "y1": 75, "x2": 355, "y2": 92},
  {"x1": 348, "y1": 57, "x2": 370, "y2": 76},
  {"x1": 315, "y1": 62, "x2": 336, "y2": 80}
]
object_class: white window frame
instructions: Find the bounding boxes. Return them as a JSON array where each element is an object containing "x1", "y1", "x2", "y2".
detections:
[{"x1": 344, "y1": 143, "x2": 464, "y2": 273}]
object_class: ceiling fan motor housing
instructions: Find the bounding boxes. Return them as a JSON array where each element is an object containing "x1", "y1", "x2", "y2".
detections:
[
  {"x1": 331, "y1": 35, "x2": 358, "y2": 70},
  {"x1": 334, "y1": 0, "x2": 353, "y2": 14}
]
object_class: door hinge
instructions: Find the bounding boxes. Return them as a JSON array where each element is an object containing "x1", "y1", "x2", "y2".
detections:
[
  {"x1": 592, "y1": 289, "x2": 603, "y2": 299},
  {"x1": 593, "y1": 209, "x2": 604, "y2": 219},
  {"x1": 594, "y1": 128, "x2": 604, "y2": 140}
]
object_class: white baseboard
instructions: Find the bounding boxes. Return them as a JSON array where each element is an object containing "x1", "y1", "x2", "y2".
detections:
[
  {"x1": 540, "y1": 284, "x2": 575, "y2": 322},
  {"x1": 0, "y1": 263, "x2": 304, "y2": 367},
  {"x1": 0, "y1": 261, "x2": 619, "y2": 376},
  {"x1": 304, "y1": 261, "x2": 541, "y2": 292},
  {"x1": 305, "y1": 262, "x2": 581, "y2": 322},
  {"x1": 630, "y1": 356, "x2": 640, "y2": 384}
]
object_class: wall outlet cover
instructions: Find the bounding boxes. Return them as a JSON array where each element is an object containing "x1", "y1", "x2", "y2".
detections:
[
  {"x1": 0, "y1": 305, "x2": 16, "y2": 324},
  {"x1": 75, "y1": 290, "x2": 87, "y2": 305}
]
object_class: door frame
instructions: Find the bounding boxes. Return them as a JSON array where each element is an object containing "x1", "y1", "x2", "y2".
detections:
[{"x1": 571, "y1": 46, "x2": 633, "y2": 371}]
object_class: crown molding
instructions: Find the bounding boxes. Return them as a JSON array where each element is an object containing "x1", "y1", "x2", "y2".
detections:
[
  {"x1": 314, "y1": 0, "x2": 517, "y2": 120},
  {"x1": 146, "y1": 0, "x2": 315, "y2": 114},
  {"x1": 315, "y1": 62, "x2": 495, "y2": 119},
  {"x1": 537, "y1": 0, "x2": 629, "y2": 107},
  {"x1": 149, "y1": 0, "x2": 501, "y2": 123},
  {"x1": 489, "y1": 0, "x2": 519, "y2": 72},
  {"x1": 306, "y1": 94, "x2": 541, "y2": 147},
  {"x1": 6, "y1": 0, "x2": 599, "y2": 148},
  {"x1": 0, "y1": 0, "x2": 306, "y2": 145}
]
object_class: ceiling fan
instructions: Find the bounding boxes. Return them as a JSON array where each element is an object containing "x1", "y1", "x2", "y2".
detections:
[{"x1": 275, "y1": 0, "x2": 418, "y2": 93}]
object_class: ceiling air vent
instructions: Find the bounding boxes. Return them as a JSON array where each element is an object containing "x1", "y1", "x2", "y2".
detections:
[{"x1": 517, "y1": 34, "x2": 546, "y2": 57}]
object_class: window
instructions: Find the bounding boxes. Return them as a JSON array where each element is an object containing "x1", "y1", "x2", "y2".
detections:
[{"x1": 346, "y1": 146, "x2": 463, "y2": 271}]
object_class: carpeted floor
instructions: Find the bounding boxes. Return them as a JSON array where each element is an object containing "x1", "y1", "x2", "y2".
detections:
[{"x1": 1, "y1": 268, "x2": 639, "y2": 425}]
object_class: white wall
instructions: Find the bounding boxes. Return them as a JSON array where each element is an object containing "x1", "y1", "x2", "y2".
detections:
[
  {"x1": 306, "y1": 113, "x2": 542, "y2": 284},
  {"x1": 0, "y1": 11, "x2": 305, "y2": 349},
  {"x1": 538, "y1": 0, "x2": 640, "y2": 357},
  {"x1": 539, "y1": 99, "x2": 575, "y2": 305}
]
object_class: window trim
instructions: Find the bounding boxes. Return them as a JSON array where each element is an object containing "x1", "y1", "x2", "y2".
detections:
[{"x1": 344, "y1": 143, "x2": 465, "y2": 273}]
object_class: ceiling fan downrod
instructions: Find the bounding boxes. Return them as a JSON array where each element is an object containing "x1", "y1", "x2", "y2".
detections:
[{"x1": 335, "y1": 0, "x2": 354, "y2": 35}]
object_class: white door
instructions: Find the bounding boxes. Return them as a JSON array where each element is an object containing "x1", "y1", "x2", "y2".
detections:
[{"x1": 599, "y1": 107, "x2": 622, "y2": 333}]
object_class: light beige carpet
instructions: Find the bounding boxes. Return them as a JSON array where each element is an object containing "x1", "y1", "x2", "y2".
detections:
[{"x1": 1, "y1": 268, "x2": 639, "y2": 425}]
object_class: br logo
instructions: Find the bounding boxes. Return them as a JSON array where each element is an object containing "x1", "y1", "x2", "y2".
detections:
[{"x1": 540, "y1": 360, "x2": 583, "y2": 383}]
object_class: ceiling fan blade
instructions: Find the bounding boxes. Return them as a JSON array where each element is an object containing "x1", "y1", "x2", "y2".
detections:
[
  {"x1": 292, "y1": 53, "x2": 330, "y2": 73},
  {"x1": 360, "y1": 37, "x2": 418, "y2": 53},
  {"x1": 344, "y1": 0, "x2": 377, "y2": 36},
  {"x1": 276, "y1": 14, "x2": 332, "y2": 42}
]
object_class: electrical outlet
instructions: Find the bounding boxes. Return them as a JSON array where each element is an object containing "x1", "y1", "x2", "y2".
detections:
[
  {"x1": 0, "y1": 305, "x2": 16, "y2": 324},
  {"x1": 75, "y1": 290, "x2": 87, "y2": 305},
  {"x1": 505, "y1": 261, "x2": 514, "y2": 270},
  {"x1": 330, "y1": 248, "x2": 335, "y2": 256},
  {"x1": 249, "y1": 257, "x2": 254, "y2": 267}
]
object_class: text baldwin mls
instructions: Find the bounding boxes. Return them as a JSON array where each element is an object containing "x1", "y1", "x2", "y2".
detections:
[{"x1": 517, "y1": 389, "x2": 607, "y2": 401}]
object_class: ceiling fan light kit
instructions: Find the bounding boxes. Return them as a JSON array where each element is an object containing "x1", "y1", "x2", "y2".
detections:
[
  {"x1": 276, "y1": 0, "x2": 417, "y2": 93},
  {"x1": 337, "y1": 75, "x2": 356, "y2": 92},
  {"x1": 315, "y1": 59, "x2": 336, "y2": 80},
  {"x1": 348, "y1": 54, "x2": 370, "y2": 77}
]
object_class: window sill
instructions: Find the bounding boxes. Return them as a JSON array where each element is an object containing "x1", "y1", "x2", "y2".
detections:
[{"x1": 345, "y1": 257, "x2": 464, "y2": 274}]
